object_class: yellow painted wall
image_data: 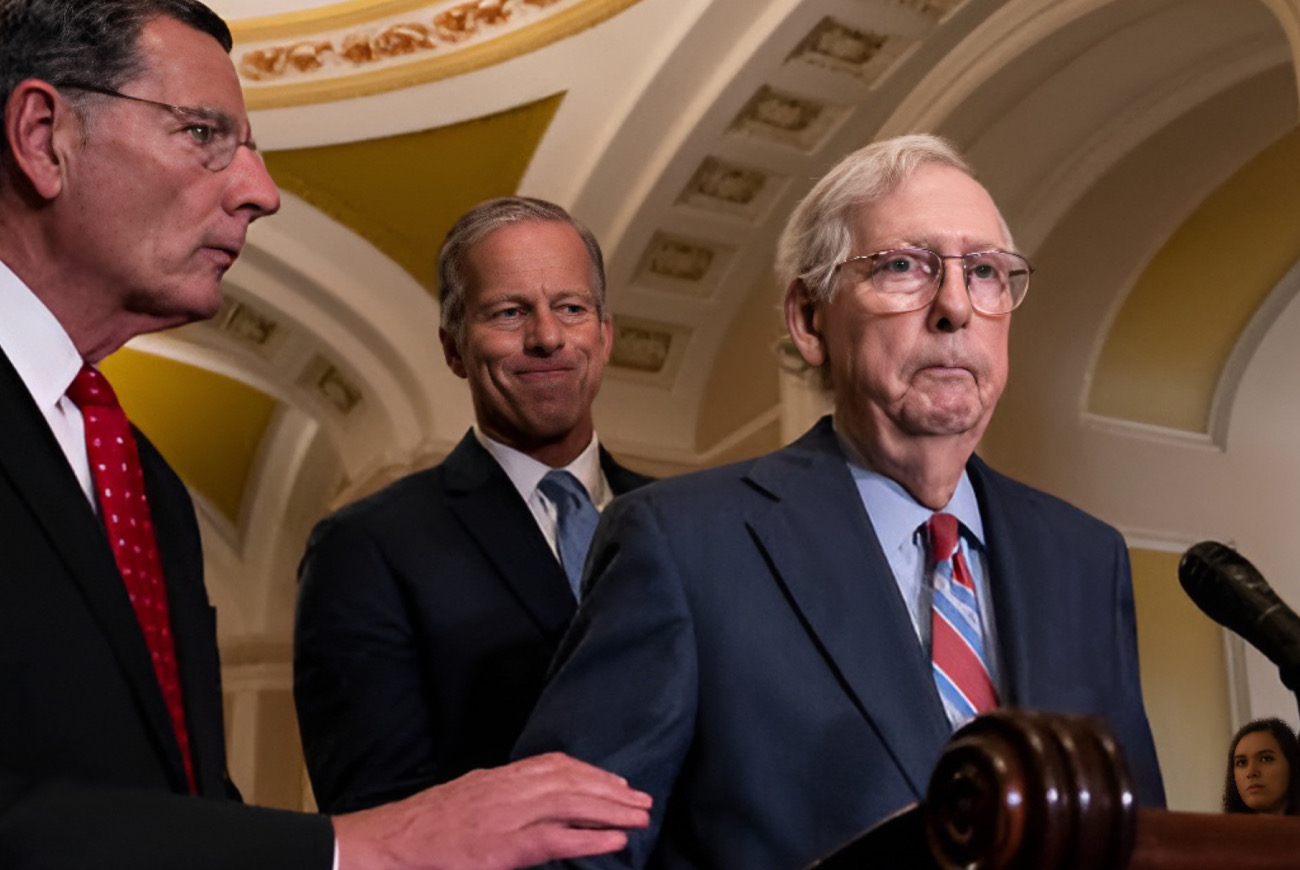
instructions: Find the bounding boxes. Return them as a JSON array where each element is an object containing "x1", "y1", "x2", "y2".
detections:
[
  {"x1": 1090, "y1": 128, "x2": 1300, "y2": 432},
  {"x1": 1130, "y1": 547, "x2": 1233, "y2": 812},
  {"x1": 100, "y1": 349, "x2": 278, "y2": 525},
  {"x1": 266, "y1": 94, "x2": 564, "y2": 293}
]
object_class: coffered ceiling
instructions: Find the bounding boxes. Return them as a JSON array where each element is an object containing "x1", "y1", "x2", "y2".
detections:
[{"x1": 108, "y1": 1, "x2": 1300, "y2": 716}]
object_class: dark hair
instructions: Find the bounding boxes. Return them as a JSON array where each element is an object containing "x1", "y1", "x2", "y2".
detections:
[
  {"x1": 0, "y1": 0, "x2": 231, "y2": 164},
  {"x1": 437, "y1": 196, "x2": 607, "y2": 345},
  {"x1": 1223, "y1": 717, "x2": 1300, "y2": 814}
]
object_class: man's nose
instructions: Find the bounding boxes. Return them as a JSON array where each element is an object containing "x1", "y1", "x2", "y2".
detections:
[
  {"x1": 225, "y1": 148, "x2": 281, "y2": 220},
  {"x1": 527, "y1": 308, "x2": 564, "y2": 352},
  {"x1": 928, "y1": 258, "x2": 973, "y2": 331}
]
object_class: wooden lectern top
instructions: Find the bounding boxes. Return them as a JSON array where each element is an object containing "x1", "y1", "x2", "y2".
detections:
[{"x1": 809, "y1": 710, "x2": 1300, "y2": 870}]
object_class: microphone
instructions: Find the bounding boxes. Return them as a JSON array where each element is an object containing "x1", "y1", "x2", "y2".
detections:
[
  {"x1": 1185, "y1": 538, "x2": 1300, "y2": 717},
  {"x1": 1178, "y1": 542, "x2": 1300, "y2": 683}
]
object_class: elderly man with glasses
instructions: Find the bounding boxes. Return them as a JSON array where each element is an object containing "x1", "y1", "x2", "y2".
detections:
[{"x1": 515, "y1": 134, "x2": 1165, "y2": 870}]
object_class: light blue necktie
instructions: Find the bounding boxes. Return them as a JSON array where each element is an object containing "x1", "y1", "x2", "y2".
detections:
[{"x1": 538, "y1": 470, "x2": 600, "y2": 599}]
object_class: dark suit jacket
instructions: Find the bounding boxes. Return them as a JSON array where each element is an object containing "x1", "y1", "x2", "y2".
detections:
[
  {"x1": 294, "y1": 430, "x2": 652, "y2": 813},
  {"x1": 0, "y1": 347, "x2": 333, "y2": 869},
  {"x1": 515, "y1": 417, "x2": 1165, "y2": 870}
]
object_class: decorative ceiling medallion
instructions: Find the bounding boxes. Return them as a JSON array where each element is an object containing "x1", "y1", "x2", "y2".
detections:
[
  {"x1": 635, "y1": 232, "x2": 734, "y2": 299},
  {"x1": 232, "y1": 0, "x2": 643, "y2": 108},
  {"x1": 787, "y1": 17, "x2": 915, "y2": 85},
  {"x1": 728, "y1": 85, "x2": 848, "y2": 152},
  {"x1": 679, "y1": 157, "x2": 787, "y2": 223},
  {"x1": 609, "y1": 316, "x2": 690, "y2": 387},
  {"x1": 213, "y1": 296, "x2": 282, "y2": 353},
  {"x1": 895, "y1": 0, "x2": 967, "y2": 18},
  {"x1": 298, "y1": 355, "x2": 365, "y2": 416}
]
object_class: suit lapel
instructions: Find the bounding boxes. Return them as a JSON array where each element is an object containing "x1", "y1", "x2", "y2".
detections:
[
  {"x1": 443, "y1": 433, "x2": 576, "y2": 641},
  {"x1": 137, "y1": 429, "x2": 225, "y2": 795},
  {"x1": 968, "y1": 457, "x2": 1051, "y2": 708},
  {"x1": 0, "y1": 349, "x2": 187, "y2": 788},
  {"x1": 744, "y1": 419, "x2": 950, "y2": 797}
]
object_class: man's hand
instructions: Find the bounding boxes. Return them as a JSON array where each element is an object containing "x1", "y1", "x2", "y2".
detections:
[{"x1": 332, "y1": 752, "x2": 652, "y2": 870}]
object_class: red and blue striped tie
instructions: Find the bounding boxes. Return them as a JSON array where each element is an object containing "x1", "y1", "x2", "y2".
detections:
[{"x1": 927, "y1": 512, "x2": 998, "y2": 726}]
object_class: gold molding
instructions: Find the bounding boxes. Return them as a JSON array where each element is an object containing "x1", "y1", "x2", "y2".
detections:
[
  {"x1": 236, "y1": 0, "x2": 644, "y2": 109},
  {"x1": 232, "y1": 0, "x2": 447, "y2": 42}
]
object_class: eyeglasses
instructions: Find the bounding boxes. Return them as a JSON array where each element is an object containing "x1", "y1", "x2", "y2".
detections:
[
  {"x1": 58, "y1": 82, "x2": 257, "y2": 171},
  {"x1": 833, "y1": 247, "x2": 1033, "y2": 315}
]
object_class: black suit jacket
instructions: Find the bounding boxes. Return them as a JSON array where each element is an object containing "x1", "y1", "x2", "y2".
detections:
[
  {"x1": 0, "y1": 347, "x2": 332, "y2": 870},
  {"x1": 294, "y1": 430, "x2": 652, "y2": 813},
  {"x1": 515, "y1": 417, "x2": 1165, "y2": 870}
]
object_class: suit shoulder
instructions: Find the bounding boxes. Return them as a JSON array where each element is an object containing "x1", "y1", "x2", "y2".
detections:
[
  {"x1": 611, "y1": 431, "x2": 844, "y2": 512},
  {"x1": 607, "y1": 453, "x2": 768, "y2": 516},
  {"x1": 313, "y1": 464, "x2": 455, "y2": 536}
]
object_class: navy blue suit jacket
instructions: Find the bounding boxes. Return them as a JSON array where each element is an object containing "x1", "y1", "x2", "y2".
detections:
[
  {"x1": 516, "y1": 417, "x2": 1164, "y2": 870},
  {"x1": 295, "y1": 430, "x2": 652, "y2": 813},
  {"x1": 0, "y1": 347, "x2": 332, "y2": 869}
]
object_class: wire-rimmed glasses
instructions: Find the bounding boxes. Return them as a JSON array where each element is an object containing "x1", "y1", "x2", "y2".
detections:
[
  {"x1": 59, "y1": 81, "x2": 257, "y2": 171},
  {"x1": 833, "y1": 247, "x2": 1032, "y2": 315}
]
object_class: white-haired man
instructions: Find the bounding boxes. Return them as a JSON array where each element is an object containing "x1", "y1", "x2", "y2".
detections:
[{"x1": 515, "y1": 134, "x2": 1164, "y2": 870}]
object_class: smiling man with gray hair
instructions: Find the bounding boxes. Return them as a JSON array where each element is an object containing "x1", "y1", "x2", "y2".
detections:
[{"x1": 295, "y1": 196, "x2": 652, "y2": 817}]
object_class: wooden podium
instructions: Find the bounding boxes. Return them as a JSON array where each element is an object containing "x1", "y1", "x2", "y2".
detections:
[{"x1": 808, "y1": 710, "x2": 1300, "y2": 870}]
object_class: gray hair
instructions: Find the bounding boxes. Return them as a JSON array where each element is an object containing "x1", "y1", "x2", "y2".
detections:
[
  {"x1": 775, "y1": 134, "x2": 980, "y2": 303},
  {"x1": 438, "y1": 196, "x2": 607, "y2": 344},
  {"x1": 0, "y1": 0, "x2": 231, "y2": 167}
]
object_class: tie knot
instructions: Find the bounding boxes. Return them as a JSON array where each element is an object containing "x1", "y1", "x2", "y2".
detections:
[
  {"x1": 927, "y1": 512, "x2": 959, "y2": 564},
  {"x1": 539, "y1": 469, "x2": 589, "y2": 508},
  {"x1": 66, "y1": 365, "x2": 121, "y2": 410}
]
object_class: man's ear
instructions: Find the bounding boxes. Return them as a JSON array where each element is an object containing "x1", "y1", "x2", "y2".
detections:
[
  {"x1": 4, "y1": 79, "x2": 71, "y2": 201},
  {"x1": 783, "y1": 278, "x2": 827, "y2": 368},
  {"x1": 439, "y1": 326, "x2": 468, "y2": 379},
  {"x1": 599, "y1": 312, "x2": 613, "y2": 365}
]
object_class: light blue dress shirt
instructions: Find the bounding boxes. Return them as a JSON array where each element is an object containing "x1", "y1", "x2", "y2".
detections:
[{"x1": 841, "y1": 441, "x2": 1003, "y2": 694}]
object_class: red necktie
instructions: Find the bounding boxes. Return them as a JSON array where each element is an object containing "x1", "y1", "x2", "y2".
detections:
[
  {"x1": 66, "y1": 365, "x2": 196, "y2": 792},
  {"x1": 927, "y1": 512, "x2": 998, "y2": 726}
]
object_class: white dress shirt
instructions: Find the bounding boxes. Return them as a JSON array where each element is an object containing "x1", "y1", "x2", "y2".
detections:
[
  {"x1": 474, "y1": 427, "x2": 613, "y2": 560},
  {"x1": 0, "y1": 259, "x2": 95, "y2": 506}
]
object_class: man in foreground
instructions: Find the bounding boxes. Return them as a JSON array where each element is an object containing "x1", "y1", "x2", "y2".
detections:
[
  {"x1": 515, "y1": 134, "x2": 1164, "y2": 869},
  {"x1": 295, "y1": 197, "x2": 651, "y2": 813},
  {"x1": 0, "y1": 2, "x2": 648, "y2": 868}
]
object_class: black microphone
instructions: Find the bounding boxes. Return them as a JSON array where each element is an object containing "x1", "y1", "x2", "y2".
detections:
[{"x1": 1178, "y1": 541, "x2": 1300, "y2": 685}]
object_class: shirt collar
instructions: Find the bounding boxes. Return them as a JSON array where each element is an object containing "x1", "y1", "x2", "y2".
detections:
[
  {"x1": 0, "y1": 258, "x2": 84, "y2": 407},
  {"x1": 474, "y1": 428, "x2": 606, "y2": 504},
  {"x1": 834, "y1": 425, "x2": 985, "y2": 552}
]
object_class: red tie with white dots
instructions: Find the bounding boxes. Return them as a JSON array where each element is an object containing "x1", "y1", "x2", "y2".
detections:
[{"x1": 66, "y1": 365, "x2": 196, "y2": 793}]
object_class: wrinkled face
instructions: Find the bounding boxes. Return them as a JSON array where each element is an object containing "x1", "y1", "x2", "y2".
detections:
[
  {"x1": 59, "y1": 15, "x2": 279, "y2": 332},
  {"x1": 1235, "y1": 731, "x2": 1291, "y2": 814},
  {"x1": 815, "y1": 163, "x2": 1011, "y2": 457},
  {"x1": 441, "y1": 219, "x2": 611, "y2": 459}
]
